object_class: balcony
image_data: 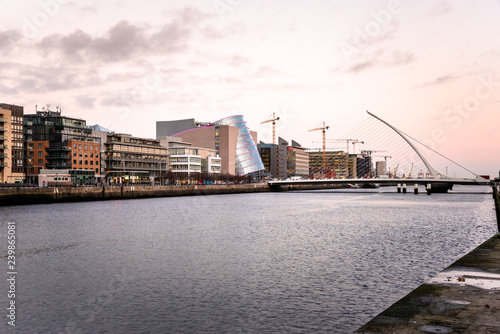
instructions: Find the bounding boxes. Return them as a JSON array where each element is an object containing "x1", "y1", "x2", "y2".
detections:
[
  {"x1": 24, "y1": 128, "x2": 32, "y2": 134},
  {"x1": 0, "y1": 136, "x2": 6, "y2": 140},
  {"x1": 46, "y1": 163, "x2": 70, "y2": 168},
  {"x1": 0, "y1": 145, "x2": 7, "y2": 150},
  {"x1": 0, "y1": 117, "x2": 6, "y2": 123},
  {"x1": 0, "y1": 153, "x2": 8, "y2": 159},
  {"x1": 23, "y1": 120, "x2": 33, "y2": 126},
  {"x1": 0, "y1": 127, "x2": 6, "y2": 132},
  {"x1": 46, "y1": 156, "x2": 70, "y2": 160},
  {"x1": 46, "y1": 146, "x2": 71, "y2": 152}
]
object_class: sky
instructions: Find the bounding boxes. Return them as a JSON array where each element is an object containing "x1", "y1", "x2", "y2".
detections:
[{"x1": 2, "y1": 0, "x2": 500, "y2": 177}]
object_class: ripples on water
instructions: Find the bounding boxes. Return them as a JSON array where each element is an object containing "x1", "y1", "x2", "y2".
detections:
[{"x1": 0, "y1": 186, "x2": 496, "y2": 333}]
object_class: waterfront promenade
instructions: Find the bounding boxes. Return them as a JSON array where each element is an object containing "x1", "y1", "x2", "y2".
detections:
[{"x1": 356, "y1": 188, "x2": 500, "y2": 333}]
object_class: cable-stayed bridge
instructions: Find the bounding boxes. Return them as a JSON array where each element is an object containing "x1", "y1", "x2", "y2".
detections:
[{"x1": 269, "y1": 111, "x2": 490, "y2": 193}]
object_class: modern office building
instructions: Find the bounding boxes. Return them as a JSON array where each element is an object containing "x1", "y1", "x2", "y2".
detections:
[
  {"x1": 356, "y1": 153, "x2": 373, "y2": 178},
  {"x1": 157, "y1": 115, "x2": 264, "y2": 175},
  {"x1": 287, "y1": 140, "x2": 309, "y2": 177},
  {"x1": 0, "y1": 103, "x2": 32, "y2": 183},
  {"x1": 168, "y1": 147, "x2": 221, "y2": 175},
  {"x1": 309, "y1": 150, "x2": 352, "y2": 178},
  {"x1": 257, "y1": 143, "x2": 279, "y2": 178},
  {"x1": 105, "y1": 133, "x2": 167, "y2": 184},
  {"x1": 258, "y1": 138, "x2": 309, "y2": 179},
  {"x1": 25, "y1": 106, "x2": 101, "y2": 178},
  {"x1": 375, "y1": 161, "x2": 386, "y2": 177},
  {"x1": 90, "y1": 124, "x2": 114, "y2": 177}
]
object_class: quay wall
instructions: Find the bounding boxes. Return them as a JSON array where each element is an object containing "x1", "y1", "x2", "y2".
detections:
[{"x1": 0, "y1": 183, "x2": 344, "y2": 206}]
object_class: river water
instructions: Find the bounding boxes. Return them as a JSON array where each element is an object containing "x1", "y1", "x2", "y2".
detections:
[{"x1": 0, "y1": 185, "x2": 496, "y2": 333}]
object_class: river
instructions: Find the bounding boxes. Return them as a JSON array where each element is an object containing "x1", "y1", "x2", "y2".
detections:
[{"x1": 0, "y1": 185, "x2": 496, "y2": 333}]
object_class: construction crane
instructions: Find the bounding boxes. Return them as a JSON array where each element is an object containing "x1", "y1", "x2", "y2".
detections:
[
  {"x1": 315, "y1": 139, "x2": 364, "y2": 154},
  {"x1": 261, "y1": 112, "x2": 280, "y2": 145},
  {"x1": 392, "y1": 164, "x2": 399, "y2": 178},
  {"x1": 360, "y1": 150, "x2": 386, "y2": 156},
  {"x1": 309, "y1": 122, "x2": 330, "y2": 170}
]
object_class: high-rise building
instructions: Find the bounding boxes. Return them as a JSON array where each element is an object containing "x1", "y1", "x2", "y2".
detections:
[
  {"x1": 25, "y1": 106, "x2": 101, "y2": 177},
  {"x1": 156, "y1": 115, "x2": 264, "y2": 175}
]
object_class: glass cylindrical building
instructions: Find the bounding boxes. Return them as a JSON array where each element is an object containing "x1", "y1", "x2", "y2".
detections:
[{"x1": 210, "y1": 116, "x2": 265, "y2": 175}]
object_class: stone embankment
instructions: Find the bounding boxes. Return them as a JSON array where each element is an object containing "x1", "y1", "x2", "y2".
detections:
[
  {"x1": 0, "y1": 182, "x2": 344, "y2": 206},
  {"x1": 356, "y1": 186, "x2": 500, "y2": 333}
]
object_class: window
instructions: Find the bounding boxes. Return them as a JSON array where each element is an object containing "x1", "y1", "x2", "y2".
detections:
[
  {"x1": 79, "y1": 144, "x2": 82, "y2": 149},
  {"x1": 38, "y1": 159, "x2": 43, "y2": 164},
  {"x1": 96, "y1": 161, "x2": 99, "y2": 165},
  {"x1": 85, "y1": 153, "x2": 88, "y2": 157},
  {"x1": 38, "y1": 143, "x2": 43, "y2": 148},
  {"x1": 90, "y1": 146, "x2": 94, "y2": 150},
  {"x1": 96, "y1": 153, "x2": 99, "y2": 158},
  {"x1": 90, "y1": 153, "x2": 93, "y2": 157},
  {"x1": 90, "y1": 161, "x2": 93, "y2": 165},
  {"x1": 73, "y1": 144, "x2": 77, "y2": 149},
  {"x1": 38, "y1": 151, "x2": 43, "y2": 156},
  {"x1": 85, "y1": 160, "x2": 88, "y2": 165},
  {"x1": 73, "y1": 152, "x2": 76, "y2": 156},
  {"x1": 95, "y1": 168, "x2": 98, "y2": 173},
  {"x1": 85, "y1": 145, "x2": 88, "y2": 150},
  {"x1": 79, "y1": 160, "x2": 82, "y2": 164},
  {"x1": 79, "y1": 153, "x2": 82, "y2": 157},
  {"x1": 73, "y1": 160, "x2": 76, "y2": 164}
]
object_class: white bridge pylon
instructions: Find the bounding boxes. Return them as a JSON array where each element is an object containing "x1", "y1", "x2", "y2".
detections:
[{"x1": 366, "y1": 111, "x2": 487, "y2": 183}]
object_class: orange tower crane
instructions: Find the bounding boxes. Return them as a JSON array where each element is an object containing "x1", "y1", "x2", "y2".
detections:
[
  {"x1": 309, "y1": 122, "x2": 330, "y2": 170},
  {"x1": 260, "y1": 112, "x2": 280, "y2": 145}
]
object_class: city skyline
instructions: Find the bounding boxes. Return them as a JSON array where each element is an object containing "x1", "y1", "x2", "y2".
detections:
[{"x1": 2, "y1": 1, "x2": 500, "y2": 176}]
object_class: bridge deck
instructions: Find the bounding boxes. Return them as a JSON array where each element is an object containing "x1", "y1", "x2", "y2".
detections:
[{"x1": 268, "y1": 178, "x2": 488, "y2": 187}]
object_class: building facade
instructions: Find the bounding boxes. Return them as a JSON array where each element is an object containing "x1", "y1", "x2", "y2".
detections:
[
  {"x1": 309, "y1": 150, "x2": 351, "y2": 178},
  {"x1": 25, "y1": 106, "x2": 101, "y2": 179},
  {"x1": 375, "y1": 161, "x2": 386, "y2": 177},
  {"x1": 157, "y1": 115, "x2": 264, "y2": 175},
  {"x1": 0, "y1": 103, "x2": 32, "y2": 183},
  {"x1": 258, "y1": 138, "x2": 309, "y2": 179},
  {"x1": 105, "y1": 133, "x2": 167, "y2": 184},
  {"x1": 168, "y1": 147, "x2": 221, "y2": 175}
]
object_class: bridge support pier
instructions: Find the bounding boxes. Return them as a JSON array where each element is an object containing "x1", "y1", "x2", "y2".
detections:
[
  {"x1": 402, "y1": 183, "x2": 407, "y2": 194},
  {"x1": 426, "y1": 183, "x2": 431, "y2": 195},
  {"x1": 414, "y1": 184, "x2": 419, "y2": 194},
  {"x1": 397, "y1": 183, "x2": 401, "y2": 193}
]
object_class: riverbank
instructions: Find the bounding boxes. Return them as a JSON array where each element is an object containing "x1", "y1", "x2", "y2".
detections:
[
  {"x1": 355, "y1": 233, "x2": 500, "y2": 333},
  {"x1": 355, "y1": 187, "x2": 500, "y2": 333},
  {"x1": 0, "y1": 183, "x2": 346, "y2": 206}
]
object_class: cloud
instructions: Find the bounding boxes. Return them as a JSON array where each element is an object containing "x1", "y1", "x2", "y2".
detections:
[
  {"x1": 414, "y1": 74, "x2": 461, "y2": 89},
  {"x1": 343, "y1": 49, "x2": 416, "y2": 73},
  {"x1": 0, "y1": 30, "x2": 21, "y2": 52},
  {"x1": 426, "y1": 1, "x2": 452, "y2": 18},
  {"x1": 75, "y1": 95, "x2": 95, "y2": 108},
  {"x1": 36, "y1": 7, "x2": 215, "y2": 64}
]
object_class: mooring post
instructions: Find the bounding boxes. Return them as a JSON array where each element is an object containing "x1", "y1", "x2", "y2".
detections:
[
  {"x1": 402, "y1": 183, "x2": 407, "y2": 193},
  {"x1": 414, "y1": 184, "x2": 418, "y2": 194},
  {"x1": 426, "y1": 183, "x2": 431, "y2": 195},
  {"x1": 397, "y1": 183, "x2": 401, "y2": 193}
]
